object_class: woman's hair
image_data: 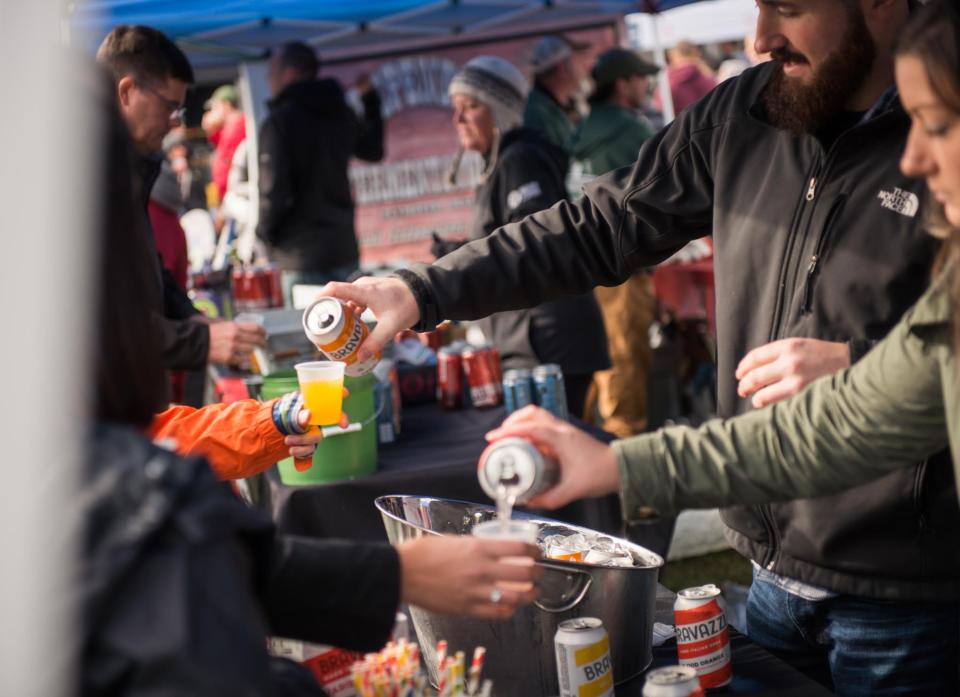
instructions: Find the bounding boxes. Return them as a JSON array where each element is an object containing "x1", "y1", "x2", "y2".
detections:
[
  {"x1": 94, "y1": 70, "x2": 167, "y2": 427},
  {"x1": 894, "y1": 0, "x2": 960, "y2": 326}
]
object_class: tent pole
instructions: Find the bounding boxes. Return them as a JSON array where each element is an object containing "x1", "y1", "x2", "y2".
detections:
[{"x1": 651, "y1": 12, "x2": 675, "y2": 124}]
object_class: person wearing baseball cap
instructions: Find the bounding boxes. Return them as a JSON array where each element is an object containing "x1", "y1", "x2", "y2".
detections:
[
  {"x1": 567, "y1": 47, "x2": 660, "y2": 440},
  {"x1": 572, "y1": 48, "x2": 660, "y2": 180},
  {"x1": 523, "y1": 34, "x2": 593, "y2": 154},
  {"x1": 437, "y1": 56, "x2": 609, "y2": 417}
]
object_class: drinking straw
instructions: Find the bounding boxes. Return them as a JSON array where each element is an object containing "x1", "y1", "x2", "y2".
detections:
[{"x1": 467, "y1": 646, "x2": 486, "y2": 695}]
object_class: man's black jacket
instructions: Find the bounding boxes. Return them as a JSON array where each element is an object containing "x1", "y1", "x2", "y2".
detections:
[
  {"x1": 397, "y1": 62, "x2": 959, "y2": 600},
  {"x1": 135, "y1": 153, "x2": 209, "y2": 370}
]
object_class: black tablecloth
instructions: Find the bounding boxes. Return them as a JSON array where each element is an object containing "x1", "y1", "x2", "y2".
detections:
[
  {"x1": 259, "y1": 403, "x2": 832, "y2": 696},
  {"x1": 612, "y1": 586, "x2": 834, "y2": 696},
  {"x1": 263, "y1": 402, "x2": 648, "y2": 545}
]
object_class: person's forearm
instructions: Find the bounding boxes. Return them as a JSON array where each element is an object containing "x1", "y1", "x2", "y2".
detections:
[
  {"x1": 157, "y1": 314, "x2": 209, "y2": 370},
  {"x1": 265, "y1": 536, "x2": 399, "y2": 651},
  {"x1": 614, "y1": 357, "x2": 947, "y2": 519},
  {"x1": 149, "y1": 400, "x2": 287, "y2": 480}
]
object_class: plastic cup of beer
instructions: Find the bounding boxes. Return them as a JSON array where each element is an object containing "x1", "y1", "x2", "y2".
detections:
[
  {"x1": 472, "y1": 519, "x2": 539, "y2": 544},
  {"x1": 473, "y1": 520, "x2": 539, "y2": 593},
  {"x1": 294, "y1": 361, "x2": 345, "y2": 427}
]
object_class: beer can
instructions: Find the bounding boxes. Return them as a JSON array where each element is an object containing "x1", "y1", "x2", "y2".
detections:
[
  {"x1": 642, "y1": 666, "x2": 704, "y2": 697},
  {"x1": 488, "y1": 346, "x2": 503, "y2": 392},
  {"x1": 373, "y1": 379, "x2": 395, "y2": 444},
  {"x1": 502, "y1": 368, "x2": 534, "y2": 416},
  {"x1": 533, "y1": 363, "x2": 569, "y2": 421},
  {"x1": 232, "y1": 266, "x2": 252, "y2": 312},
  {"x1": 302, "y1": 298, "x2": 380, "y2": 377},
  {"x1": 554, "y1": 617, "x2": 614, "y2": 697},
  {"x1": 674, "y1": 584, "x2": 732, "y2": 688},
  {"x1": 265, "y1": 264, "x2": 284, "y2": 308},
  {"x1": 437, "y1": 347, "x2": 463, "y2": 410},
  {"x1": 462, "y1": 347, "x2": 501, "y2": 408},
  {"x1": 477, "y1": 437, "x2": 559, "y2": 505},
  {"x1": 418, "y1": 329, "x2": 443, "y2": 351}
]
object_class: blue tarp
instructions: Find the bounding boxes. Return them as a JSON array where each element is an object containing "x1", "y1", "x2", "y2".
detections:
[
  {"x1": 75, "y1": 0, "x2": 705, "y2": 40},
  {"x1": 72, "y1": 0, "x2": 710, "y2": 69}
]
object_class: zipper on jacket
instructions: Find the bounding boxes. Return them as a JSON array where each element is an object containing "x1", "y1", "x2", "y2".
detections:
[
  {"x1": 761, "y1": 165, "x2": 826, "y2": 570},
  {"x1": 767, "y1": 162, "x2": 821, "y2": 346},
  {"x1": 800, "y1": 195, "x2": 847, "y2": 314}
]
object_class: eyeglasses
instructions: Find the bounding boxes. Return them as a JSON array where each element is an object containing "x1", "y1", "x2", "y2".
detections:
[{"x1": 138, "y1": 82, "x2": 187, "y2": 123}]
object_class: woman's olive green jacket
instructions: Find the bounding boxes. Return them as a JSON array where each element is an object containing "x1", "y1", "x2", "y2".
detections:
[{"x1": 613, "y1": 273, "x2": 958, "y2": 519}]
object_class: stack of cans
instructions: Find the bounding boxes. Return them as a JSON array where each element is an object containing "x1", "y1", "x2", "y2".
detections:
[
  {"x1": 440, "y1": 344, "x2": 502, "y2": 409},
  {"x1": 232, "y1": 264, "x2": 284, "y2": 312},
  {"x1": 501, "y1": 363, "x2": 570, "y2": 420}
]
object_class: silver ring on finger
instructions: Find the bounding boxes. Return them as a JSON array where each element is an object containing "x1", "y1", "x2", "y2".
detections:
[{"x1": 489, "y1": 588, "x2": 503, "y2": 604}]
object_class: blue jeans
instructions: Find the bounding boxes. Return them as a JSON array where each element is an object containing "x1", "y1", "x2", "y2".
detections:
[
  {"x1": 282, "y1": 265, "x2": 359, "y2": 308},
  {"x1": 747, "y1": 570, "x2": 960, "y2": 695}
]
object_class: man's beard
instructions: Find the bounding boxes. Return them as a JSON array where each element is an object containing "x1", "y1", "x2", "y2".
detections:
[{"x1": 762, "y1": 7, "x2": 876, "y2": 135}]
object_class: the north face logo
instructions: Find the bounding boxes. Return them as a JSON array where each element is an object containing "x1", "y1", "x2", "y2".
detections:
[{"x1": 877, "y1": 187, "x2": 919, "y2": 217}]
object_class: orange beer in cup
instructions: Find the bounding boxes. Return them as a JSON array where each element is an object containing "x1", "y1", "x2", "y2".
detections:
[{"x1": 294, "y1": 361, "x2": 346, "y2": 426}]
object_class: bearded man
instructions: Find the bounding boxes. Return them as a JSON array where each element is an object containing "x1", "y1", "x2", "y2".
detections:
[{"x1": 319, "y1": 1, "x2": 958, "y2": 692}]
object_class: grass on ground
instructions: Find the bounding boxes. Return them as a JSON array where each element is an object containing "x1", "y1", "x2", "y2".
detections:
[{"x1": 659, "y1": 549, "x2": 752, "y2": 593}]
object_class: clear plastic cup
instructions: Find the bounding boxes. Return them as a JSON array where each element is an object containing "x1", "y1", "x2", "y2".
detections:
[
  {"x1": 294, "y1": 361, "x2": 345, "y2": 427},
  {"x1": 473, "y1": 519, "x2": 539, "y2": 593},
  {"x1": 234, "y1": 312, "x2": 265, "y2": 326},
  {"x1": 235, "y1": 313, "x2": 266, "y2": 371},
  {"x1": 472, "y1": 519, "x2": 539, "y2": 544}
]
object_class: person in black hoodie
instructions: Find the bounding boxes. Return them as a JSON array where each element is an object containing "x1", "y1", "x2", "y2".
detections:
[
  {"x1": 436, "y1": 56, "x2": 609, "y2": 417},
  {"x1": 257, "y1": 42, "x2": 384, "y2": 305}
]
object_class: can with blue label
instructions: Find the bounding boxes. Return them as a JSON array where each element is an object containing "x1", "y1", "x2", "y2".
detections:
[
  {"x1": 533, "y1": 364, "x2": 569, "y2": 421},
  {"x1": 503, "y1": 368, "x2": 535, "y2": 416}
]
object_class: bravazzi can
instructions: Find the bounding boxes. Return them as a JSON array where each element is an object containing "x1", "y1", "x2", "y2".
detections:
[
  {"x1": 674, "y1": 584, "x2": 733, "y2": 688},
  {"x1": 461, "y1": 347, "x2": 501, "y2": 408},
  {"x1": 642, "y1": 666, "x2": 705, "y2": 697},
  {"x1": 302, "y1": 298, "x2": 379, "y2": 377},
  {"x1": 533, "y1": 363, "x2": 569, "y2": 420},
  {"x1": 502, "y1": 368, "x2": 534, "y2": 416},
  {"x1": 555, "y1": 617, "x2": 614, "y2": 697},
  {"x1": 477, "y1": 437, "x2": 559, "y2": 505}
]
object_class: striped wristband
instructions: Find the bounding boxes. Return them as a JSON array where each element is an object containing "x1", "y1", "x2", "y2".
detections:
[{"x1": 271, "y1": 391, "x2": 309, "y2": 436}]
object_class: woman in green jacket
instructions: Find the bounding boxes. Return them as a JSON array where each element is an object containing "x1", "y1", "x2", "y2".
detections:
[{"x1": 486, "y1": 0, "x2": 960, "y2": 521}]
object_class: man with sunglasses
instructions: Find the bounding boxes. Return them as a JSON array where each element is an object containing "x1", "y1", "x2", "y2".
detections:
[{"x1": 97, "y1": 25, "x2": 266, "y2": 378}]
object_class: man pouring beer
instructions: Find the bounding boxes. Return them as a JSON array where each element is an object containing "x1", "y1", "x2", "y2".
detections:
[{"x1": 319, "y1": 0, "x2": 960, "y2": 693}]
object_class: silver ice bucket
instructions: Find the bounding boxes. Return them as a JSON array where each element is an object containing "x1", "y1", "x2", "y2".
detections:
[{"x1": 376, "y1": 495, "x2": 664, "y2": 696}]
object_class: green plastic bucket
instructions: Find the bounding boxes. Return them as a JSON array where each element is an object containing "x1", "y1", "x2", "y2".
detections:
[{"x1": 262, "y1": 370, "x2": 378, "y2": 485}]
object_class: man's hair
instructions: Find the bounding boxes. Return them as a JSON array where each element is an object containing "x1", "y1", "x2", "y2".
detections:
[
  {"x1": 276, "y1": 42, "x2": 319, "y2": 81},
  {"x1": 96, "y1": 25, "x2": 194, "y2": 86}
]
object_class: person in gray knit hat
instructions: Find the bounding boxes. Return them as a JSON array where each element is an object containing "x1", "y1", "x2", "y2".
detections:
[
  {"x1": 435, "y1": 55, "x2": 609, "y2": 417},
  {"x1": 445, "y1": 55, "x2": 528, "y2": 184}
]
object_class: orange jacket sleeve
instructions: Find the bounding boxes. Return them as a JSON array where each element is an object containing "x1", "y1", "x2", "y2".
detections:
[{"x1": 149, "y1": 399, "x2": 287, "y2": 480}]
